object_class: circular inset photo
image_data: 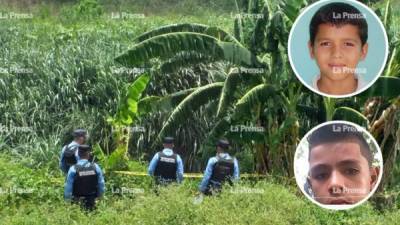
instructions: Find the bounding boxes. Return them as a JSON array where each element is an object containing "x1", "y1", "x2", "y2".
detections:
[
  {"x1": 294, "y1": 121, "x2": 383, "y2": 210},
  {"x1": 288, "y1": 0, "x2": 388, "y2": 98}
]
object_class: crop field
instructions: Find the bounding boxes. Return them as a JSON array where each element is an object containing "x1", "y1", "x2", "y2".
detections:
[{"x1": 0, "y1": 0, "x2": 400, "y2": 224}]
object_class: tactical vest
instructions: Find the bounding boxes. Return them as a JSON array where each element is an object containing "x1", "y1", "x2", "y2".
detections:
[
  {"x1": 63, "y1": 144, "x2": 78, "y2": 167},
  {"x1": 72, "y1": 162, "x2": 98, "y2": 197},
  {"x1": 210, "y1": 157, "x2": 235, "y2": 185},
  {"x1": 154, "y1": 151, "x2": 178, "y2": 181}
]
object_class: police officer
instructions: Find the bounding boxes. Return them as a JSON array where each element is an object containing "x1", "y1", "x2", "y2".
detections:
[
  {"x1": 64, "y1": 145, "x2": 105, "y2": 211},
  {"x1": 148, "y1": 137, "x2": 184, "y2": 185},
  {"x1": 199, "y1": 139, "x2": 239, "y2": 195},
  {"x1": 59, "y1": 129, "x2": 88, "y2": 174}
]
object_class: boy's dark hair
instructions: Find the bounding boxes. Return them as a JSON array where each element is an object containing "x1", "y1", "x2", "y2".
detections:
[
  {"x1": 309, "y1": 2, "x2": 368, "y2": 46},
  {"x1": 308, "y1": 123, "x2": 373, "y2": 166}
]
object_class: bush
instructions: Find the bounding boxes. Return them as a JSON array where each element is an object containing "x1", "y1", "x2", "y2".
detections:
[
  {"x1": 0, "y1": 154, "x2": 63, "y2": 207},
  {"x1": 59, "y1": 0, "x2": 104, "y2": 23}
]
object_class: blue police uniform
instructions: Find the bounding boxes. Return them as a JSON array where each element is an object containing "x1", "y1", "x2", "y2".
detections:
[
  {"x1": 199, "y1": 152, "x2": 239, "y2": 194},
  {"x1": 148, "y1": 148, "x2": 184, "y2": 183},
  {"x1": 59, "y1": 141, "x2": 80, "y2": 174},
  {"x1": 64, "y1": 159, "x2": 105, "y2": 210}
]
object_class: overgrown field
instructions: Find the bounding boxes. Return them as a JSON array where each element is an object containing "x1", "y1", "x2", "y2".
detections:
[
  {"x1": 1, "y1": 156, "x2": 400, "y2": 225},
  {"x1": 0, "y1": 0, "x2": 233, "y2": 166},
  {"x1": 1, "y1": 0, "x2": 400, "y2": 224}
]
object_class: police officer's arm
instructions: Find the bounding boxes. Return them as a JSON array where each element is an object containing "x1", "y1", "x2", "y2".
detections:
[
  {"x1": 59, "y1": 146, "x2": 67, "y2": 173},
  {"x1": 64, "y1": 166, "x2": 76, "y2": 200},
  {"x1": 74, "y1": 148, "x2": 80, "y2": 162},
  {"x1": 147, "y1": 153, "x2": 159, "y2": 176},
  {"x1": 95, "y1": 164, "x2": 105, "y2": 198},
  {"x1": 176, "y1": 155, "x2": 184, "y2": 183},
  {"x1": 199, "y1": 158, "x2": 216, "y2": 193},
  {"x1": 233, "y1": 158, "x2": 240, "y2": 181}
]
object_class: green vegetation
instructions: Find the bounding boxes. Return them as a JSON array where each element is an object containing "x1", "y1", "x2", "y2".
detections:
[
  {"x1": 1, "y1": 157, "x2": 400, "y2": 225},
  {"x1": 0, "y1": 0, "x2": 400, "y2": 223}
]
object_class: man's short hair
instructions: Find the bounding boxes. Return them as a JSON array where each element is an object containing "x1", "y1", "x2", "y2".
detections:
[
  {"x1": 72, "y1": 129, "x2": 87, "y2": 138},
  {"x1": 163, "y1": 136, "x2": 174, "y2": 144},
  {"x1": 216, "y1": 139, "x2": 230, "y2": 150},
  {"x1": 78, "y1": 144, "x2": 91, "y2": 158},
  {"x1": 309, "y1": 2, "x2": 368, "y2": 46},
  {"x1": 308, "y1": 123, "x2": 373, "y2": 166}
]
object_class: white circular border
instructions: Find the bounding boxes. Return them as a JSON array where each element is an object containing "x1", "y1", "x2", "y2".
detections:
[
  {"x1": 288, "y1": 0, "x2": 389, "y2": 98},
  {"x1": 293, "y1": 120, "x2": 383, "y2": 210}
]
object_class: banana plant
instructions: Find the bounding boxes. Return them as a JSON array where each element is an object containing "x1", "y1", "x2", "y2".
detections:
[
  {"x1": 113, "y1": 0, "x2": 316, "y2": 176},
  {"x1": 97, "y1": 73, "x2": 150, "y2": 171},
  {"x1": 114, "y1": 0, "x2": 400, "y2": 182}
]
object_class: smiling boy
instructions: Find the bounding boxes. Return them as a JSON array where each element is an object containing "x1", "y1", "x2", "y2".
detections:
[
  {"x1": 309, "y1": 2, "x2": 368, "y2": 96},
  {"x1": 307, "y1": 123, "x2": 379, "y2": 205}
]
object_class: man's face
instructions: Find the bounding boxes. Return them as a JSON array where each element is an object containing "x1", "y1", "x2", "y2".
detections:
[
  {"x1": 163, "y1": 143, "x2": 174, "y2": 149},
  {"x1": 309, "y1": 24, "x2": 368, "y2": 81},
  {"x1": 308, "y1": 140, "x2": 378, "y2": 205},
  {"x1": 76, "y1": 136, "x2": 86, "y2": 145}
]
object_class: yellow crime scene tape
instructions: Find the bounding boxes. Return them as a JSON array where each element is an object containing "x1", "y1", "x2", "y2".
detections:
[
  {"x1": 50, "y1": 171, "x2": 269, "y2": 185},
  {"x1": 112, "y1": 171, "x2": 267, "y2": 178}
]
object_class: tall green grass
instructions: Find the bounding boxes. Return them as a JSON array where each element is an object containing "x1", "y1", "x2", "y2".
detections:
[
  {"x1": 0, "y1": 0, "x2": 237, "y2": 18},
  {"x1": 0, "y1": 2, "x2": 233, "y2": 169},
  {"x1": 0, "y1": 1, "x2": 400, "y2": 223},
  {"x1": 1, "y1": 155, "x2": 399, "y2": 225}
]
